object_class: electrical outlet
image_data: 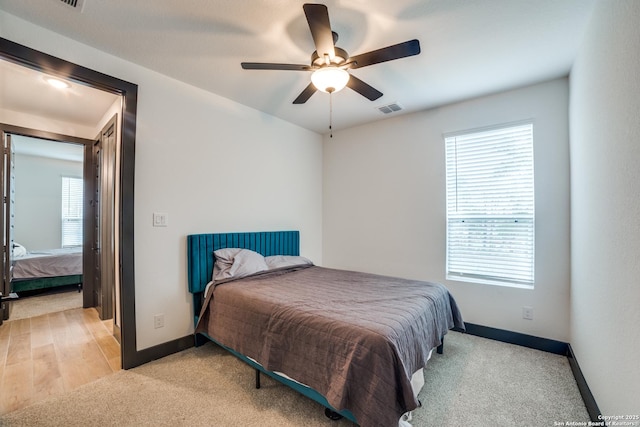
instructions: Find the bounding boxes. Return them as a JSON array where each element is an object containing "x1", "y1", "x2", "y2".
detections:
[
  {"x1": 154, "y1": 313, "x2": 165, "y2": 329},
  {"x1": 522, "y1": 306, "x2": 534, "y2": 320}
]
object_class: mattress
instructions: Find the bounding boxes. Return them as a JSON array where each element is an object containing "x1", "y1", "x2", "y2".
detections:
[
  {"x1": 196, "y1": 265, "x2": 464, "y2": 427},
  {"x1": 12, "y1": 247, "x2": 83, "y2": 279}
]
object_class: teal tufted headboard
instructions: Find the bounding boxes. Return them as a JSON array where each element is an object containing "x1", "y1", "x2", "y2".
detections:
[{"x1": 186, "y1": 230, "x2": 300, "y2": 294}]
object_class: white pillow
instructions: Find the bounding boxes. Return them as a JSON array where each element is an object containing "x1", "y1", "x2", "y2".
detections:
[
  {"x1": 13, "y1": 242, "x2": 27, "y2": 257},
  {"x1": 212, "y1": 248, "x2": 268, "y2": 282},
  {"x1": 265, "y1": 255, "x2": 313, "y2": 270}
]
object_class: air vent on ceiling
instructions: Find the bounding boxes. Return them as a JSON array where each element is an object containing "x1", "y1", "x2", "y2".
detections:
[
  {"x1": 58, "y1": 0, "x2": 86, "y2": 12},
  {"x1": 376, "y1": 102, "x2": 403, "y2": 114}
]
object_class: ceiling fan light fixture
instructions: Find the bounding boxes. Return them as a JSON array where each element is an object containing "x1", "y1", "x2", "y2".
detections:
[
  {"x1": 311, "y1": 67, "x2": 349, "y2": 93},
  {"x1": 44, "y1": 76, "x2": 71, "y2": 89},
  {"x1": 240, "y1": 4, "x2": 421, "y2": 104}
]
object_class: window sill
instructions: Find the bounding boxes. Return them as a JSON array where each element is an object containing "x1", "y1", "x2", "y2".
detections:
[{"x1": 446, "y1": 274, "x2": 534, "y2": 290}]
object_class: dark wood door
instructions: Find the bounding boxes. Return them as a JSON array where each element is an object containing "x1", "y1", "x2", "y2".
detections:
[
  {"x1": 93, "y1": 116, "x2": 116, "y2": 321},
  {"x1": 1, "y1": 133, "x2": 15, "y2": 319},
  {"x1": 93, "y1": 138, "x2": 103, "y2": 318}
]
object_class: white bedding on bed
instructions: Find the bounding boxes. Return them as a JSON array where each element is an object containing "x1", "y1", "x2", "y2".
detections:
[{"x1": 12, "y1": 247, "x2": 82, "y2": 279}]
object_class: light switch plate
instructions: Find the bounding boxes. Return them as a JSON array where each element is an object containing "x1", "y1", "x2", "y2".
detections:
[{"x1": 153, "y1": 212, "x2": 168, "y2": 227}]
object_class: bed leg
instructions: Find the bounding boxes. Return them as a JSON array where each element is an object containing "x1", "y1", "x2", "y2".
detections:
[
  {"x1": 194, "y1": 333, "x2": 209, "y2": 347},
  {"x1": 437, "y1": 337, "x2": 444, "y2": 354},
  {"x1": 255, "y1": 369, "x2": 261, "y2": 389},
  {"x1": 324, "y1": 408, "x2": 343, "y2": 421}
]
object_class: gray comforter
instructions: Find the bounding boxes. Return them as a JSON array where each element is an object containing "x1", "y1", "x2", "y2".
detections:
[{"x1": 196, "y1": 265, "x2": 464, "y2": 427}]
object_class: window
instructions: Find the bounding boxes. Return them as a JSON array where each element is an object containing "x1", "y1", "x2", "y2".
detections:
[
  {"x1": 61, "y1": 176, "x2": 83, "y2": 247},
  {"x1": 445, "y1": 122, "x2": 534, "y2": 288}
]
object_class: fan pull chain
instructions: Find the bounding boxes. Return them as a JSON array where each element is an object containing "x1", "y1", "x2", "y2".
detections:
[{"x1": 329, "y1": 90, "x2": 333, "y2": 138}]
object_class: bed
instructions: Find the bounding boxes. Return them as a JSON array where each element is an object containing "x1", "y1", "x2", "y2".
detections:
[
  {"x1": 11, "y1": 246, "x2": 83, "y2": 294},
  {"x1": 188, "y1": 231, "x2": 464, "y2": 427}
]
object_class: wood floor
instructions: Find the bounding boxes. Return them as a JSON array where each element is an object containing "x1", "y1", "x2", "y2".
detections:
[{"x1": 0, "y1": 307, "x2": 121, "y2": 415}]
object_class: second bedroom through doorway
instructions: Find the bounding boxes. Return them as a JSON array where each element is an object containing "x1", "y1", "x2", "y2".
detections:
[{"x1": 10, "y1": 136, "x2": 85, "y2": 320}]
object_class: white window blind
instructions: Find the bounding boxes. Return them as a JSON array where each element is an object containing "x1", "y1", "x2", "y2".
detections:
[
  {"x1": 61, "y1": 176, "x2": 83, "y2": 247},
  {"x1": 445, "y1": 122, "x2": 535, "y2": 288}
]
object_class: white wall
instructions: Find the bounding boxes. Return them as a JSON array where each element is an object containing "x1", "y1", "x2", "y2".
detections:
[
  {"x1": 1, "y1": 11, "x2": 324, "y2": 350},
  {"x1": 324, "y1": 78, "x2": 571, "y2": 341},
  {"x1": 0, "y1": 109, "x2": 97, "y2": 139},
  {"x1": 14, "y1": 153, "x2": 83, "y2": 250},
  {"x1": 569, "y1": 0, "x2": 640, "y2": 415}
]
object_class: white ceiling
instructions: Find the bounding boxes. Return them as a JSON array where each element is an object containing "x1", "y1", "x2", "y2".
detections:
[
  {"x1": 0, "y1": 58, "x2": 119, "y2": 130},
  {"x1": 0, "y1": 0, "x2": 596, "y2": 134}
]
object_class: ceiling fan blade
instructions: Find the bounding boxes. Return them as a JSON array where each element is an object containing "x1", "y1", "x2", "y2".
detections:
[
  {"x1": 241, "y1": 62, "x2": 311, "y2": 71},
  {"x1": 349, "y1": 39, "x2": 421, "y2": 69},
  {"x1": 303, "y1": 3, "x2": 336, "y2": 60},
  {"x1": 293, "y1": 82, "x2": 318, "y2": 104},
  {"x1": 346, "y1": 75, "x2": 383, "y2": 101}
]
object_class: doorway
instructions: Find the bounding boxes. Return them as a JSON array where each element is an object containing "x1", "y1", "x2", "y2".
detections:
[
  {"x1": 0, "y1": 36, "x2": 138, "y2": 369},
  {"x1": 1, "y1": 129, "x2": 119, "y2": 323},
  {"x1": 7, "y1": 134, "x2": 86, "y2": 320},
  {"x1": 0, "y1": 127, "x2": 121, "y2": 414}
]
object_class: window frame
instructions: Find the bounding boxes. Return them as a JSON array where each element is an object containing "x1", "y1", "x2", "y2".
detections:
[
  {"x1": 444, "y1": 120, "x2": 535, "y2": 289},
  {"x1": 61, "y1": 175, "x2": 83, "y2": 248}
]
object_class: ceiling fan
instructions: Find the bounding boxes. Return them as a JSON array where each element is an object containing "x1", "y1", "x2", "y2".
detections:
[{"x1": 241, "y1": 3, "x2": 421, "y2": 104}]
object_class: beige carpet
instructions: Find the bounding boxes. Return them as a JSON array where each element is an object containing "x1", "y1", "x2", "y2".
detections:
[
  {"x1": 8, "y1": 290, "x2": 83, "y2": 320},
  {"x1": 0, "y1": 331, "x2": 589, "y2": 426}
]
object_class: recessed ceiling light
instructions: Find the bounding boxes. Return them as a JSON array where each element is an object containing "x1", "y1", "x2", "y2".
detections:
[{"x1": 44, "y1": 77, "x2": 71, "y2": 89}]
